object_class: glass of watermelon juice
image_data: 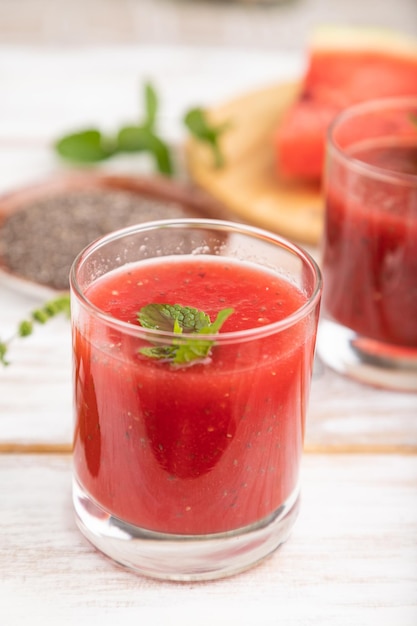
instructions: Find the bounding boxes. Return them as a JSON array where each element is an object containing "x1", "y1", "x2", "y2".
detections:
[
  {"x1": 70, "y1": 218, "x2": 322, "y2": 580},
  {"x1": 318, "y1": 97, "x2": 417, "y2": 391}
]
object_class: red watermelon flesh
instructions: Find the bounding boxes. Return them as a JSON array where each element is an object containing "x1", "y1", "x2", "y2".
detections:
[{"x1": 275, "y1": 27, "x2": 417, "y2": 181}]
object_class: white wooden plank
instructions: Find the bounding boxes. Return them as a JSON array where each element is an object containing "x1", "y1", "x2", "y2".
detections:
[
  {"x1": 308, "y1": 359, "x2": 417, "y2": 451},
  {"x1": 0, "y1": 46, "x2": 302, "y2": 148},
  {"x1": 1, "y1": 453, "x2": 416, "y2": 625},
  {"x1": 0, "y1": 0, "x2": 415, "y2": 51}
]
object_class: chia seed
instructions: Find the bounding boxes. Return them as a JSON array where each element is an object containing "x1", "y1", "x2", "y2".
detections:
[{"x1": 0, "y1": 188, "x2": 204, "y2": 290}]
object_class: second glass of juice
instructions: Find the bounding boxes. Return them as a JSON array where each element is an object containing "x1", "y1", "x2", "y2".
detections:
[
  {"x1": 318, "y1": 97, "x2": 417, "y2": 391},
  {"x1": 70, "y1": 218, "x2": 322, "y2": 580}
]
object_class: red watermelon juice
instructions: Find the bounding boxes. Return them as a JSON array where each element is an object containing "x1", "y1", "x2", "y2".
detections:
[
  {"x1": 72, "y1": 251, "x2": 319, "y2": 537},
  {"x1": 70, "y1": 220, "x2": 321, "y2": 578},
  {"x1": 319, "y1": 98, "x2": 417, "y2": 390},
  {"x1": 323, "y1": 139, "x2": 417, "y2": 348}
]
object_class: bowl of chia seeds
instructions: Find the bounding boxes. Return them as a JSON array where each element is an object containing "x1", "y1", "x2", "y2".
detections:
[{"x1": 0, "y1": 172, "x2": 231, "y2": 294}]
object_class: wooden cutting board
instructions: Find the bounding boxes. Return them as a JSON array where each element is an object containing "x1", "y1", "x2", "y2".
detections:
[{"x1": 185, "y1": 82, "x2": 324, "y2": 245}]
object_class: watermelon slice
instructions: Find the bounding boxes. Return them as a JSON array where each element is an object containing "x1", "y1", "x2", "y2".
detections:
[{"x1": 275, "y1": 26, "x2": 417, "y2": 181}]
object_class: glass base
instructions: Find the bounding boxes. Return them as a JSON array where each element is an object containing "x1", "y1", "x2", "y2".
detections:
[
  {"x1": 73, "y1": 479, "x2": 300, "y2": 581},
  {"x1": 317, "y1": 318, "x2": 417, "y2": 392}
]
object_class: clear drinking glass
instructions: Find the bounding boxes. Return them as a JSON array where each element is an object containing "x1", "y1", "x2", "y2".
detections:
[
  {"x1": 318, "y1": 97, "x2": 417, "y2": 391},
  {"x1": 70, "y1": 218, "x2": 322, "y2": 580}
]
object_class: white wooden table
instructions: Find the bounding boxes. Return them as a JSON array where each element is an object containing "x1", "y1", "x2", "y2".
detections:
[
  {"x1": 0, "y1": 0, "x2": 416, "y2": 50},
  {"x1": 1, "y1": 45, "x2": 417, "y2": 626}
]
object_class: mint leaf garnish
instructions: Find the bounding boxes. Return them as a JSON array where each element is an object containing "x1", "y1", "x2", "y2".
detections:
[
  {"x1": 183, "y1": 107, "x2": 231, "y2": 169},
  {"x1": 116, "y1": 82, "x2": 173, "y2": 175},
  {"x1": 53, "y1": 82, "x2": 234, "y2": 174},
  {"x1": 54, "y1": 82, "x2": 174, "y2": 176},
  {"x1": 55, "y1": 129, "x2": 116, "y2": 162},
  {"x1": 143, "y1": 82, "x2": 158, "y2": 131},
  {"x1": 117, "y1": 126, "x2": 173, "y2": 175},
  {"x1": 138, "y1": 303, "x2": 211, "y2": 333},
  {"x1": 137, "y1": 303, "x2": 234, "y2": 365}
]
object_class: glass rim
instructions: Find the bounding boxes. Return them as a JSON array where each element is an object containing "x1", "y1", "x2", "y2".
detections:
[
  {"x1": 327, "y1": 96, "x2": 417, "y2": 186},
  {"x1": 70, "y1": 218, "x2": 322, "y2": 343}
]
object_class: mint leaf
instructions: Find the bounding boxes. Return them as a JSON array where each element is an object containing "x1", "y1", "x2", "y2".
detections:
[
  {"x1": 117, "y1": 126, "x2": 173, "y2": 175},
  {"x1": 137, "y1": 303, "x2": 234, "y2": 365},
  {"x1": 55, "y1": 129, "x2": 116, "y2": 162},
  {"x1": 53, "y1": 82, "x2": 174, "y2": 175},
  {"x1": 207, "y1": 307, "x2": 236, "y2": 333},
  {"x1": 139, "y1": 344, "x2": 177, "y2": 361},
  {"x1": 143, "y1": 82, "x2": 158, "y2": 130},
  {"x1": 138, "y1": 303, "x2": 211, "y2": 333},
  {"x1": 184, "y1": 107, "x2": 231, "y2": 168},
  {"x1": 173, "y1": 335, "x2": 213, "y2": 364},
  {"x1": 0, "y1": 342, "x2": 9, "y2": 366}
]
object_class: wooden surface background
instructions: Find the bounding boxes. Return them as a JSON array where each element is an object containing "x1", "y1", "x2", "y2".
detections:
[{"x1": 0, "y1": 0, "x2": 416, "y2": 49}]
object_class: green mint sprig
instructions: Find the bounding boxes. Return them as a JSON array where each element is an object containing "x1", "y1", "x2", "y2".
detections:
[
  {"x1": 0, "y1": 294, "x2": 71, "y2": 366},
  {"x1": 137, "y1": 303, "x2": 234, "y2": 366},
  {"x1": 54, "y1": 129, "x2": 117, "y2": 163},
  {"x1": 184, "y1": 107, "x2": 231, "y2": 168},
  {"x1": 54, "y1": 83, "x2": 231, "y2": 175},
  {"x1": 55, "y1": 82, "x2": 174, "y2": 175}
]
